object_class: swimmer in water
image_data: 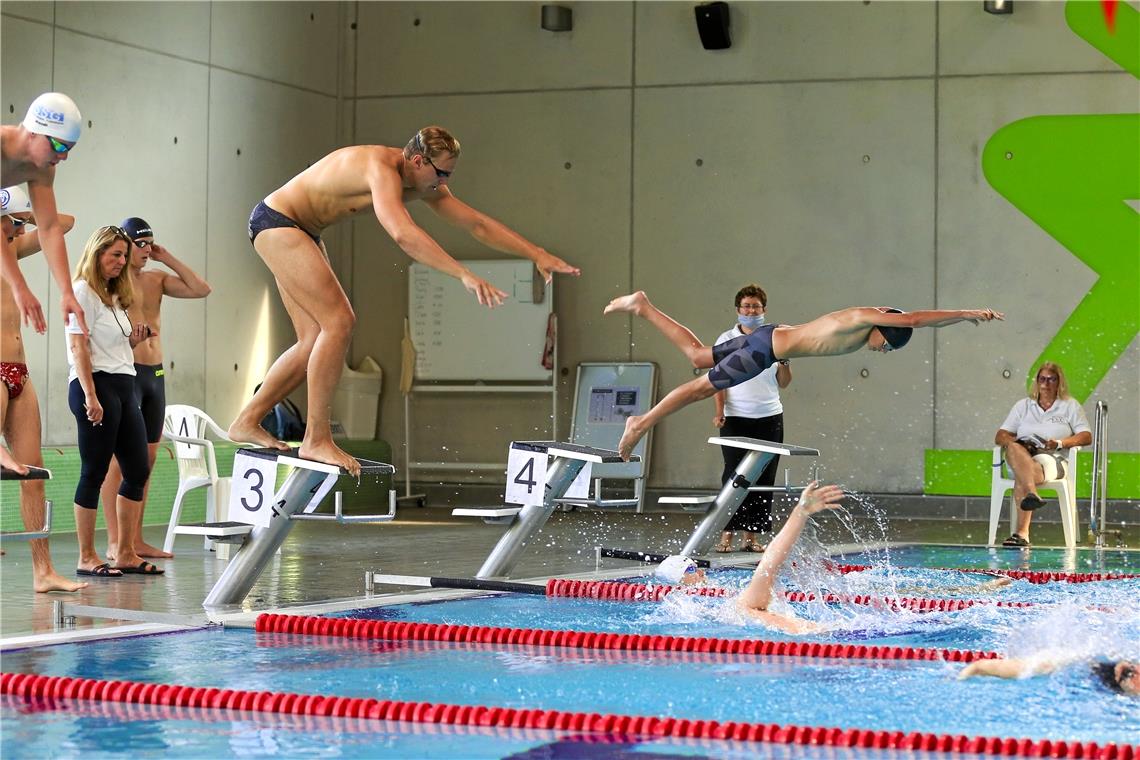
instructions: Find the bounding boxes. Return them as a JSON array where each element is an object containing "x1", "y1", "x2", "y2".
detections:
[
  {"x1": 960, "y1": 656, "x2": 1139, "y2": 696},
  {"x1": 603, "y1": 291, "x2": 1002, "y2": 460},
  {"x1": 656, "y1": 481, "x2": 846, "y2": 634}
]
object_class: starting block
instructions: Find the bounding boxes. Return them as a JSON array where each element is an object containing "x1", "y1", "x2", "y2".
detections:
[
  {"x1": 202, "y1": 448, "x2": 396, "y2": 610},
  {"x1": 465, "y1": 441, "x2": 636, "y2": 579},
  {"x1": 0, "y1": 465, "x2": 53, "y2": 542}
]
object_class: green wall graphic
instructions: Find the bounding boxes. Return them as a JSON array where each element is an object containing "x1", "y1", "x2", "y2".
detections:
[{"x1": 925, "y1": 0, "x2": 1139, "y2": 499}]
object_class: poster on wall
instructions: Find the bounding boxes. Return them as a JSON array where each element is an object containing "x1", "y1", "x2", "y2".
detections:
[{"x1": 588, "y1": 387, "x2": 640, "y2": 424}]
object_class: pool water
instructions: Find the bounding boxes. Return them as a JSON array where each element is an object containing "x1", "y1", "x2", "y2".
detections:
[{"x1": 2, "y1": 545, "x2": 1137, "y2": 757}]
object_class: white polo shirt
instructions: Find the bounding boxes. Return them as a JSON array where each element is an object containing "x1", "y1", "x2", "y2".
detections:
[
  {"x1": 999, "y1": 397, "x2": 1090, "y2": 452},
  {"x1": 714, "y1": 325, "x2": 783, "y2": 419},
  {"x1": 65, "y1": 280, "x2": 136, "y2": 383}
]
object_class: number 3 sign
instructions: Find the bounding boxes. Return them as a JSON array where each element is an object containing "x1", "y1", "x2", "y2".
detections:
[{"x1": 229, "y1": 450, "x2": 279, "y2": 528}]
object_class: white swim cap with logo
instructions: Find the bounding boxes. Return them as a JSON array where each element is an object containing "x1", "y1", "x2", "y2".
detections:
[
  {"x1": 655, "y1": 555, "x2": 698, "y2": 584},
  {"x1": 22, "y1": 92, "x2": 82, "y2": 143},
  {"x1": 1, "y1": 185, "x2": 32, "y2": 216}
]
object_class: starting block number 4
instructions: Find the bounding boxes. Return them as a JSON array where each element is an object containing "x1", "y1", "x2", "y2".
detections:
[
  {"x1": 505, "y1": 446, "x2": 591, "y2": 507},
  {"x1": 229, "y1": 452, "x2": 279, "y2": 528}
]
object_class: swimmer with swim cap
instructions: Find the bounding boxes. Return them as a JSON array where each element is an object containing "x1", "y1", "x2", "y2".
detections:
[
  {"x1": 653, "y1": 481, "x2": 845, "y2": 635},
  {"x1": 2, "y1": 92, "x2": 88, "y2": 337},
  {"x1": 604, "y1": 292, "x2": 1002, "y2": 460}
]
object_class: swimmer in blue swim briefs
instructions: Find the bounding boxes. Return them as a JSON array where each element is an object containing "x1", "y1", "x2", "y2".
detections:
[
  {"x1": 230, "y1": 127, "x2": 580, "y2": 476},
  {"x1": 603, "y1": 291, "x2": 1002, "y2": 460}
]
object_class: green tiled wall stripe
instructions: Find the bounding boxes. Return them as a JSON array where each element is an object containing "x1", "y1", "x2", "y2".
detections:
[
  {"x1": 1, "y1": 440, "x2": 392, "y2": 534},
  {"x1": 924, "y1": 449, "x2": 1139, "y2": 498}
]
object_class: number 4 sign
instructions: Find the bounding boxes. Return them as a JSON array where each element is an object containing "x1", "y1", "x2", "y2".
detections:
[
  {"x1": 229, "y1": 451, "x2": 279, "y2": 528},
  {"x1": 505, "y1": 445, "x2": 592, "y2": 506}
]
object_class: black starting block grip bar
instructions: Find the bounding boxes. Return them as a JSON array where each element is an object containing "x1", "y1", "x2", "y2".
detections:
[
  {"x1": 599, "y1": 547, "x2": 712, "y2": 568},
  {"x1": 0, "y1": 465, "x2": 51, "y2": 481},
  {"x1": 410, "y1": 576, "x2": 548, "y2": 595}
]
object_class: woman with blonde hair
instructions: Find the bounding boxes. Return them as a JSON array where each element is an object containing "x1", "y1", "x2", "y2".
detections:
[
  {"x1": 67, "y1": 226, "x2": 161, "y2": 577},
  {"x1": 994, "y1": 361, "x2": 1091, "y2": 548}
]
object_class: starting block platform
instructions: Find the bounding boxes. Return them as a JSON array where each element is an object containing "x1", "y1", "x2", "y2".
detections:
[
  {"x1": 0, "y1": 465, "x2": 53, "y2": 542},
  {"x1": 456, "y1": 441, "x2": 638, "y2": 579},
  {"x1": 202, "y1": 448, "x2": 396, "y2": 610}
]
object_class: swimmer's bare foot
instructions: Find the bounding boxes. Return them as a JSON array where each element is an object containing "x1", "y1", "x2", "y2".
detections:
[
  {"x1": 299, "y1": 439, "x2": 361, "y2": 477},
  {"x1": 0, "y1": 446, "x2": 29, "y2": 476},
  {"x1": 35, "y1": 571, "x2": 88, "y2": 593},
  {"x1": 136, "y1": 541, "x2": 174, "y2": 559},
  {"x1": 617, "y1": 415, "x2": 646, "y2": 461},
  {"x1": 603, "y1": 291, "x2": 649, "y2": 318},
  {"x1": 228, "y1": 418, "x2": 291, "y2": 451}
]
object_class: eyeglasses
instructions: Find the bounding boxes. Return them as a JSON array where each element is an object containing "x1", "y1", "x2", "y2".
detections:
[
  {"x1": 737, "y1": 302, "x2": 764, "y2": 312},
  {"x1": 1037, "y1": 375, "x2": 1059, "y2": 384},
  {"x1": 47, "y1": 136, "x2": 73, "y2": 154},
  {"x1": 132, "y1": 239, "x2": 153, "y2": 249},
  {"x1": 424, "y1": 154, "x2": 452, "y2": 179}
]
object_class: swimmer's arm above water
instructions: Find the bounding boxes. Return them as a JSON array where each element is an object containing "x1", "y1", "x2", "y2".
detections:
[
  {"x1": 424, "y1": 188, "x2": 580, "y2": 284},
  {"x1": 367, "y1": 164, "x2": 507, "y2": 308},
  {"x1": 958, "y1": 657, "x2": 1060, "y2": 681}
]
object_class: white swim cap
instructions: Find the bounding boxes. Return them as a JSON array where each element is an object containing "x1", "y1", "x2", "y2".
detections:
[
  {"x1": 22, "y1": 92, "x2": 82, "y2": 143},
  {"x1": 0, "y1": 185, "x2": 32, "y2": 216},
  {"x1": 655, "y1": 555, "x2": 698, "y2": 584}
]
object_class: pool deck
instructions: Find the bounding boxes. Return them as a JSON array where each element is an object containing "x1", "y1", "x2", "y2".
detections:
[{"x1": 2, "y1": 501, "x2": 1136, "y2": 645}]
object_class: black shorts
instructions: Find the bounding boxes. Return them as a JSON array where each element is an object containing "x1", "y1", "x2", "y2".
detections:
[
  {"x1": 248, "y1": 200, "x2": 321, "y2": 245},
  {"x1": 133, "y1": 363, "x2": 166, "y2": 444}
]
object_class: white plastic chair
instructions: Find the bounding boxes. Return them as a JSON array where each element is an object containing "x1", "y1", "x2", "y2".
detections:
[
  {"x1": 162, "y1": 405, "x2": 239, "y2": 552},
  {"x1": 988, "y1": 445, "x2": 1080, "y2": 548}
]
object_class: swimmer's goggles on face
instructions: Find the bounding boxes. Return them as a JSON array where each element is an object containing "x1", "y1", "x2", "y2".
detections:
[
  {"x1": 47, "y1": 136, "x2": 73, "y2": 154},
  {"x1": 11, "y1": 218, "x2": 35, "y2": 231},
  {"x1": 1119, "y1": 664, "x2": 1138, "y2": 687},
  {"x1": 424, "y1": 154, "x2": 452, "y2": 179},
  {"x1": 131, "y1": 238, "x2": 153, "y2": 249}
]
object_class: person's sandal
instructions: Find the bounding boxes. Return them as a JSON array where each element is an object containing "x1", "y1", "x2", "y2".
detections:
[
  {"x1": 742, "y1": 540, "x2": 766, "y2": 553},
  {"x1": 715, "y1": 539, "x2": 734, "y2": 553},
  {"x1": 1019, "y1": 494, "x2": 1046, "y2": 511},
  {"x1": 1001, "y1": 534, "x2": 1030, "y2": 548}
]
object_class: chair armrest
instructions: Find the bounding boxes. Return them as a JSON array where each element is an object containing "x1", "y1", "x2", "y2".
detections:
[
  {"x1": 164, "y1": 433, "x2": 211, "y2": 447},
  {"x1": 992, "y1": 445, "x2": 1003, "y2": 467}
]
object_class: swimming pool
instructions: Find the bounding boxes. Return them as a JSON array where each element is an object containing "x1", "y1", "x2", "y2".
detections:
[{"x1": 2, "y1": 545, "x2": 1137, "y2": 758}]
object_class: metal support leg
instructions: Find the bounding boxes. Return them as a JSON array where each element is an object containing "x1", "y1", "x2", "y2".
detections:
[
  {"x1": 681, "y1": 450, "x2": 773, "y2": 557},
  {"x1": 203, "y1": 467, "x2": 332, "y2": 609},
  {"x1": 476, "y1": 456, "x2": 585, "y2": 579}
]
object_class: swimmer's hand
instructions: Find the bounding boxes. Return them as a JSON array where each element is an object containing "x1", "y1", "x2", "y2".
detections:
[
  {"x1": 964, "y1": 309, "x2": 1004, "y2": 325},
  {"x1": 533, "y1": 249, "x2": 581, "y2": 283},
  {"x1": 795, "y1": 481, "x2": 845, "y2": 515},
  {"x1": 460, "y1": 271, "x2": 509, "y2": 308}
]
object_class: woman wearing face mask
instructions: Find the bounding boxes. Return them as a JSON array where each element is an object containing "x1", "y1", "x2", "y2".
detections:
[{"x1": 711, "y1": 284, "x2": 792, "y2": 553}]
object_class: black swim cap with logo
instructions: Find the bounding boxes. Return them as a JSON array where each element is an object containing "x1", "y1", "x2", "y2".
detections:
[{"x1": 120, "y1": 217, "x2": 153, "y2": 240}]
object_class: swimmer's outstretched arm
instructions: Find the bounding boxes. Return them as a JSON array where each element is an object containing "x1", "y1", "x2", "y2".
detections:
[
  {"x1": 737, "y1": 482, "x2": 845, "y2": 613},
  {"x1": 425, "y1": 189, "x2": 580, "y2": 283},
  {"x1": 861, "y1": 308, "x2": 1005, "y2": 329},
  {"x1": 958, "y1": 657, "x2": 1059, "y2": 681}
]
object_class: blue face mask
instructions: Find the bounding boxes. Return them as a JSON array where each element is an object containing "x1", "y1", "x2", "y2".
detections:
[{"x1": 738, "y1": 314, "x2": 766, "y2": 329}]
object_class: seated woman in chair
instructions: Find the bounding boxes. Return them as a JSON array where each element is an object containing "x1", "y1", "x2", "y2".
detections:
[{"x1": 994, "y1": 361, "x2": 1091, "y2": 548}]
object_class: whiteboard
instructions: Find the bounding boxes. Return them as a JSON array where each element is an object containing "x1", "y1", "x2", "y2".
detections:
[
  {"x1": 568, "y1": 362, "x2": 657, "y2": 481},
  {"x1": 409, "y1": 260, "x2": 553, "y2": 381}
]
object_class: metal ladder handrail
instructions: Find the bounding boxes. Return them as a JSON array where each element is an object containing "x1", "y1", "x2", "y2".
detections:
[{"x1": 1088, "y1": 400, "x2": 1111, "y2": 547}]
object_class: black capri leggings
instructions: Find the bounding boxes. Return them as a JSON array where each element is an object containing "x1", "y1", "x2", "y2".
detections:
[
  {"x1": 69, "y1": 373, "x2": 151, "y2": 509},
  {"x1": 720, "y1": 413, "x2": 784, "y2": 533}
]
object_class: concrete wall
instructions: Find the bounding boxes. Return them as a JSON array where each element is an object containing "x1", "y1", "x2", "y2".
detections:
[
  {"x1": 349, "y1": 0, "x2": 1137, "y2": 494},
  {"x1": 1, "y1": 1, "x2": 348, "y2": 445}
]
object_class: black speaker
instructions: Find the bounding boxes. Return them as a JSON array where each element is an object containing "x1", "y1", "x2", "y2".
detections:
[{"x1": 694, "y1": 2, "x2": 731, "y2": 50}]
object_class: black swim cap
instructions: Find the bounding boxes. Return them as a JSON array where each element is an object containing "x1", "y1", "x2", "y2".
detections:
[
  {"x1": 1091, "y1": 661, "x2": 1128, "y2": 694},
  {"x1": 877, "y1": 307, "x2": 913, "y2": 350},
  {"x1": 120, "y1": 217, "x2": 152, "y2": 240}
]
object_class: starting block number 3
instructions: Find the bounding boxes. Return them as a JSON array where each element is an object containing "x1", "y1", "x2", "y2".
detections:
[
  {"x1": 229, "y1": 452, "x2": 279, "y2": 528},
  {"x1": 505, "y1": 446, "x2": 591, "y2": 507}
]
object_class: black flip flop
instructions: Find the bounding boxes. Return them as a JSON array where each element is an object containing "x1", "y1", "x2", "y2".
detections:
[
  {"x1": 1001, "y1": 534, "x2": 1030, "y2": 548},
  {"x1": 1020, "y1": 494, "x2": 1046, "y2": 511},
  {"x1": 77, "y1": 563, "x2": 123, "y2": 578},
  {"x1": 116, "y1": 561, "x2": 165, "y2": 576}
]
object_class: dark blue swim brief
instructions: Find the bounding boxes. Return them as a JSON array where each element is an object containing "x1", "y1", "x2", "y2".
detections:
[
  {"x1": 248, "y1": 201, "x2": 321, "y2": 245},
  {"x1": 706, "y1": 324, "x2": 780, "y2": 391}
]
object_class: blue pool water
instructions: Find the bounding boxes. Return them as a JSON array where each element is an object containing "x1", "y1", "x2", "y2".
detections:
[{"x1": 2, "y1": 545, "x2": 1137, "y2": 757}]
